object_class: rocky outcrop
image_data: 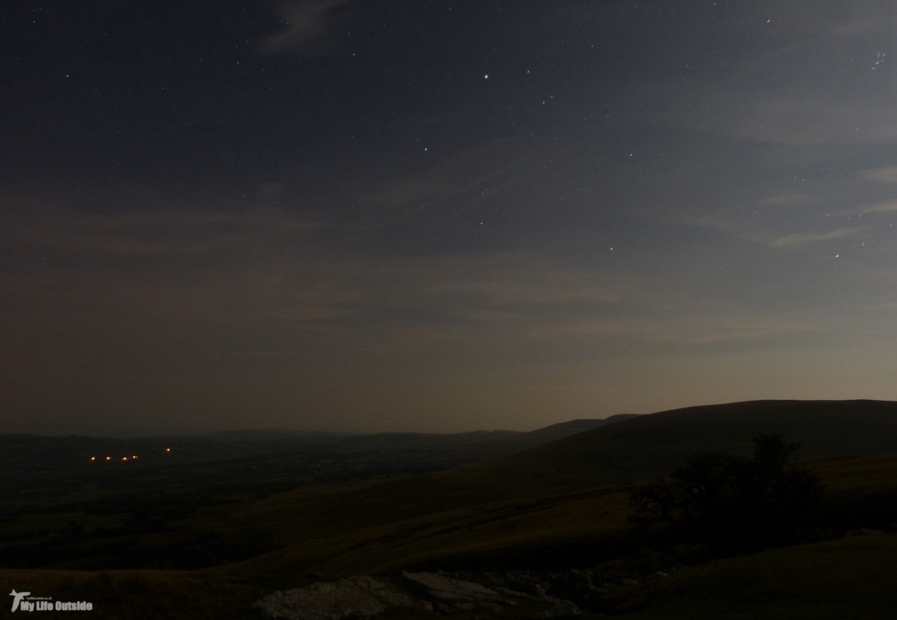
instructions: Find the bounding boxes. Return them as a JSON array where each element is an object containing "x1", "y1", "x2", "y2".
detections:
[
  {"x1": 544, "y1": 599, "x2": 582, "y2": 618},
  {"x1": 400, "y1": 571, "x2": 502, "y2": 602},
  {"x1": 252, "y1": 576, "x2": 418, "y2": 620},
  {"x1": 252, "y1": 567, "x2": 656, "y2": 618},
  {"x1": 399, "y1": 571, "x2": 515, "y2": 614},
  {"x1": 474, "y1": 568, "x2": 640, "y2": 614}
]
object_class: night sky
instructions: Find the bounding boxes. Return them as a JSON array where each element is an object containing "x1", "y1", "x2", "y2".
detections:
[{"x1": 4, "y1": 1, "x2": 897, "y2": 436}]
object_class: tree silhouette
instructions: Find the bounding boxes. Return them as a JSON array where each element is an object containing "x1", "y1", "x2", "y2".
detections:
[{"x1": 629, "y1": 434, "x2": 823, "y2": 553}]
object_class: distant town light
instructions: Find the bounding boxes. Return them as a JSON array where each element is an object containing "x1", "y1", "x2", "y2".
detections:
[
  {"x1": 132, "y1": 455, "x2": 138, "y2": 459},
  {"x1": 122, "y1": 457, "x2": 128, "y2": 461},
  {"x1": 165, "y1": 448, "x2": 171, "y2": 452},
  {"x1": 90, "y1": 457, "x2": 96, "y2": 461},
  {"x1": 106, "y1": 456, "x2": 111, "y2": 461}
]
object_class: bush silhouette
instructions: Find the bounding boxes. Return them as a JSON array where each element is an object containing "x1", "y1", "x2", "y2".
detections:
[{"x1": 629, "y1": 434, "x2": 823, "y2": 553}]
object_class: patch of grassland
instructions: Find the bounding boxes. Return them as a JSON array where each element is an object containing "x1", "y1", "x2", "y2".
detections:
[
  {"x1": 630, "y1": 531, "x2": 897, "y2": 619},
  {"x1": 214, "y1": 448, "x2": 897, "y2": 579},
  {"x1": 230, "y1": 485, "x2": 634, "y2": 577}
]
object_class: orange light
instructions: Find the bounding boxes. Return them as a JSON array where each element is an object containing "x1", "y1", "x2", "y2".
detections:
[
  {"x1": 132, "y1": 455, "x2": 138, "y2": 459},
  {"x1": 122, "y1": 457, "x2": 128, "y2": 461},
  {"x1": 165, "y1": 448, "x2": 170, "y2": 452},
  {"x1": 106, "y1": 457, "x2": 111, "y2": 461},
  {"x1": 90, "y1": 457, "x2": 96, "y2": 461}
]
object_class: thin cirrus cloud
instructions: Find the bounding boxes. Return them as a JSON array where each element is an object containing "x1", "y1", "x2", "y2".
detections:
[
  {"x1": 650, "y1": 84, "x2": 897, "y2": 146},
  {"x1": 10, "y1": 203, "x2": 812, "y2": 363},
  {"x1": 260, "y1": 0, "x2": 361, "y2": 57},
  {"x1": 862, "y1": 166, "x2": 897, "y2": 184},
  {"x1": 626, "y1": 0, "x2": 897, "y2": 146},
  {"x1": 1, "y1": 207, "x2": 623, "y2": 329},
  {"x1": 677, "y1": 213, "x2": 851, "y2": 247},
  {"x1": 3, "y1": 201, "x2": 815, "y2": 360},
  {"x1": 330, "y1": 137, "x2": 537, "y2": 228},
  {"x1": 837, "y1": 201, "x2": 897, "y2": 216},
  {"x1": 533, "y1": 314, "x2": 819, "y2": 347},
  {"x1": 758, "y1": 194, "x2": 812, "y2": 207},
  {"x1": 766, "y1": 227, "x2": 862, "y2": 248}
]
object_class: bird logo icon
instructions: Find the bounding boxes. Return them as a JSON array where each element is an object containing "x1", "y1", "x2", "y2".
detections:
[{"x1": 9, "y1": 590, "x2": 30, "y2": 612}]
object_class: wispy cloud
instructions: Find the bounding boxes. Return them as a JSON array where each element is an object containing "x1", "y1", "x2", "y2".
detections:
[
  {"x1": 534, "y1": 314, "x2": 818, "y2": 347},
  {"x1": 759, "y1": 194, "x2": 811, "y2": 206},
  {"x1": 316, "y1": 137, "x2": 538, "y2": 234},
  {"x1": 862, "y1": 166, "x2": 897, "y2": 184},
  {"x1": 261, "y1": 0, "x2": 360, "y2": 57},
  {"x1": 3, "y1": 204, "x2": 822, "y2": 360},
  {"x1": 681, "y1": 211, "x2": 863, "y2": 249},
  {"x1": 839, "y1": 200, "x2": 897, "y2": 216},
  {"x1": 767, "y1": 227, "x2": 861, "y2": 247},
  {"x1": 1, "y1": 208, "x2": 318, "y2": 257},
  {"x1": 624, "y1": 0, "x2": 897, "y2": 146},
  {"x1": 0, "y1": 207, "x2": 622, "y2": 330},
  {"x1": 678, "y1": 210, "x2": 868, "y2": 266}
]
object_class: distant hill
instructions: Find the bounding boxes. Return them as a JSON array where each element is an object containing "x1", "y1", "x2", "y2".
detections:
[
  {"x1": 313, "y1": 430, "x2": 522, "y2": 453},
  {"x1": 487, "y1": 399, "x2": 897, "y2": 493},
  {"x1": 519, "y1": 414, "x2": 640, "y2": 447},
  {"x1": 428, "y1": 399, "x2": 897, "y2": 505},
  {"x1": 207, "y1": 429, "x2": 350, "y2": 444},
  {"x1": 310, "y1": 415, "x2": 639, "y2": 462}
]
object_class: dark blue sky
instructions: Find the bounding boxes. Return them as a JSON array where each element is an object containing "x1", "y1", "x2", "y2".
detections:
[{"x1": 3, "y1": 1, "x2": 897, "y2": 435}]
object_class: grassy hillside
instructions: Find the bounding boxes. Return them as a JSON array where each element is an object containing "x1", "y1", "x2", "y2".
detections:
[
  {"x1": 218, "y1": 400, "x2": 897, "y2": 577},
  {"x1": 223, "y1": 400, "x2": 897, "y2": 549},
  {"x1": 6, "y1": 453, "x2": 896, "y2": 619},
  {"x1": 213, "y1": 452, "x2": 897, "y2": 578},
  {"x1": 484, "y1": 399, "x2": 897, "y2": 492}
]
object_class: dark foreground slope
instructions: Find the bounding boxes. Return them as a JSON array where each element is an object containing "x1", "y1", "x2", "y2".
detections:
[
  {"x1": 628, "y1": 530, "x2": 897, "y2": 620},
  {"x1": 6, "y1": 528, "x2": 897, "y2": 620}
]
